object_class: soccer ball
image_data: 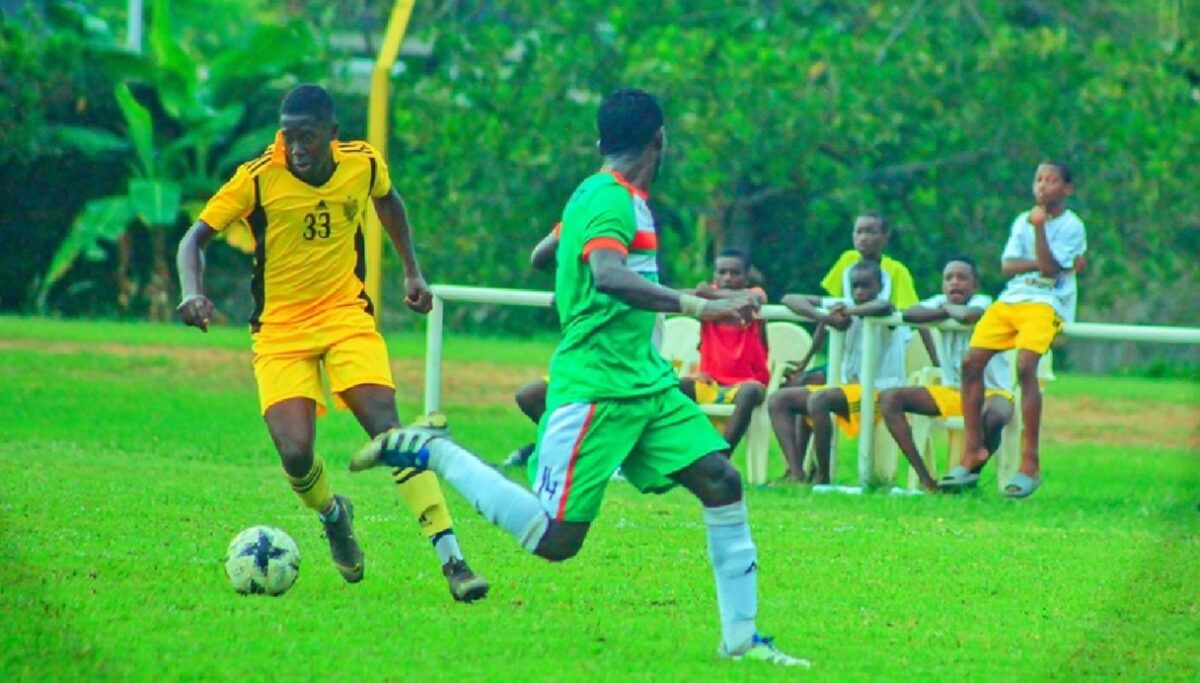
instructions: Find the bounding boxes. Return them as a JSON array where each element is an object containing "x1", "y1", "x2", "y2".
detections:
[{"x1": 224, "y1": 526, "x2": 301, "y2": 596}]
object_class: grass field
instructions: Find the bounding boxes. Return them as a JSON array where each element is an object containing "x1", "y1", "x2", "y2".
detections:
[{"x1": 1, "y1": 317, "x2": 1197, "y2": 682}]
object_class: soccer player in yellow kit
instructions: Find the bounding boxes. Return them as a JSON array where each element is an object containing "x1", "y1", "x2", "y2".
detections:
[{"x1": 176, "y1": 84, "x2": 488, "y2": 601}]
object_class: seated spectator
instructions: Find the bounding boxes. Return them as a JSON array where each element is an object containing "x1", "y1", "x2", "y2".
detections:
[
  {"x1": 678, "y1": 248, "x2": 770, "y2": 454},
  {"x1": 768, "y1": 261, "x2": 910, "y2": 484},
  {"x1": 789, "y1": 210, "x2": 930, "y2": 386},
  {"x1": 878, "y1": 256, "x2": 1014, "y2": 492}
]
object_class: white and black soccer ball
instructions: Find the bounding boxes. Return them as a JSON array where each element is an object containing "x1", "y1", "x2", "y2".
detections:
[{"x1": 224, "y1": 526, "x2": 301, "y2": 596}]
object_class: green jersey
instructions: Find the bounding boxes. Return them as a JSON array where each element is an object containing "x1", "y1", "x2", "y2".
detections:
[{"x1": 546, "y1": 171, "x2": 676, "y2": 407}]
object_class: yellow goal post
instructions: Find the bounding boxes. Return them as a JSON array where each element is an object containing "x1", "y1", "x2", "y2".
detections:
[{"x1": 365, "y1": 0, "x2": 417, "y2": 319}]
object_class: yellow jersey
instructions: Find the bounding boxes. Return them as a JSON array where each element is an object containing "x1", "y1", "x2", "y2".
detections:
[
  {"x1": 819, "y1": 250, "x2": 920, "y2": 310},
  {"x1": 199, "y1": 132, "x2": 392, "y2": 331}
]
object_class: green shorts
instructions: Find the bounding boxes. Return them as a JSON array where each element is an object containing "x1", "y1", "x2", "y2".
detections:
[{"x1": 527, "y1": 389, "x2": 729, "y2": 523}]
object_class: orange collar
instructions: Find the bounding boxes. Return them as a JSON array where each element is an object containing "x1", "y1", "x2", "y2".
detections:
[{"x1": 606, "y1": 169, "x2": 649, "y2": 200}]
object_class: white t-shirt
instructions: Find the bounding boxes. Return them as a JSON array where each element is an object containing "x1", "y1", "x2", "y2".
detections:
[
  {"x1": 917, "y1": 294, "x2": 1012, "y2": 392},
  {"x1": 823, "y1": 297, "x2": 911, "y2": 389},
  {"x1": 998, "y1": 209, "x2": 1087, "y2": 320}
]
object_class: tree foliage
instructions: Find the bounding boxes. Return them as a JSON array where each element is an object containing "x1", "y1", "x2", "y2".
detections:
[
  {"x1": 386, "y1": 0, "x2": 1199, "y2": 328},
  {"x1": 4, "y1": 0, "x2": 1198, "y2": 352},
  {"x1": 10, "y1": 0, "x2": 324, "y2": 316}
]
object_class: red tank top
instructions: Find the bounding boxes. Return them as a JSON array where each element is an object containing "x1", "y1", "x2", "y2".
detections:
[{"x1": 698, "y1": 317, "x2": 770, "y2": 386}]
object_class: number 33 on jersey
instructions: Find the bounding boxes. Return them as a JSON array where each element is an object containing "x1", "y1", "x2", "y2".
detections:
[{"x1": 197, "y1": 133, "x2": 393, "y2": 330}]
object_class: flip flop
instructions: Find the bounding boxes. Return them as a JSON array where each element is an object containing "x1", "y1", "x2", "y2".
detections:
[
  {"x1": 937, "y1": 465, "x2": 980, "y2": 492},
  {"x1": 1003, "y1": 472, "x2": 1042, "y2": 499}
]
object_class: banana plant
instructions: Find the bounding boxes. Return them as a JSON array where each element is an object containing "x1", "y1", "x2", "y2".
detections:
[
  {"x1": 38, "y1": 82, "x2": 182, "y2": 315},
  {"x1": 38, "y1": 0, "x2": 319, "y2": 317}
]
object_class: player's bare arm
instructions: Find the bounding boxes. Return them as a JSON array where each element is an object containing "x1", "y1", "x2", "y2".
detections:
[
  {"x1": 589, "y1": 248, "x2": 756, "y2": 324},
  {"x1": 530, "y1": 230, "x2": 559, "y2": 270},
  {"x1": 374, "y1": 187, "x2": 432, "y2": 313},
  {"x1": 176, "y1": 220, "x2": 219, "y2": 332}
]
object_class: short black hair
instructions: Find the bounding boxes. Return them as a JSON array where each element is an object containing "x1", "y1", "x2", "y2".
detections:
[
  {"x1": 716, "y1": 247, "x2": 751, "y2": 271},
  {"x1": 597, "y1": 89, "x2": 663, "y2": 156},
  {"x1": 849, "y1": 259, "x2": 883, "y2": 285},
  {"x1": 858, "y1": 210, "x2": 890, "y2": 233},
  {"x1": 281, "y1": 84, "x2": 336, "y2": 123},
  {"x1": 944, "y1": 254, "x2": 979, "y2": 281},
  {"x1": 1040, "y1": 159, "x2": 1073, "y2": 184}
]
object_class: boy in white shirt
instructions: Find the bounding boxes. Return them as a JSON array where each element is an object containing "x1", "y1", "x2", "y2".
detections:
[
  {"x1": 769, "y1": 261, "x2": 911, "y2": 485},
  {"x1": 878, "y1": 257, "x2": 1014, "y2": 492},
  {"x1": 944, "y1": 161, "x2": 1086, "y2": 498}
]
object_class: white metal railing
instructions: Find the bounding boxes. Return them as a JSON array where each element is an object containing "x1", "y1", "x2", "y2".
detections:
[
  {"x1": 423, "y1": 285, "x2": 554, "y2": 411},
  {"x1": 423, "y1": 285, "x2": 1200, "y2": 487},
  {"x1": 852, "y1": 314, "x2": 1200, "y2": 487}
]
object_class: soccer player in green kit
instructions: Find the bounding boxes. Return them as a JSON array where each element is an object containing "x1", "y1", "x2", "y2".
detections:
[{"x1": 351, "y1": 89, "x2": 808, "y2": 668}]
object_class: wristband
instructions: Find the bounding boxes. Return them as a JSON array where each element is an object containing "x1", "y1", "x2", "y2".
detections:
[{"x1": 679, "y1": 294, "x2": 707, "y2": 317}]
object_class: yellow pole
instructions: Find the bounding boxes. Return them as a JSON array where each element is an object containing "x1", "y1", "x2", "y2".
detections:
[{"x1": 366, "y1": 0, "x2": 417, "y2": 319}]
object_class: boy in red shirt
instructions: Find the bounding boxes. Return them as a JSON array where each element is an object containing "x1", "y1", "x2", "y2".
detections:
[{"x1": 680, "y1": 248, "x2": 770, "y2": 453}]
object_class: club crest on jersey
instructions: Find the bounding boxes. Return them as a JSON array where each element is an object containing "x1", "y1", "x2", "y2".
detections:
[{"x1": 344, "y1": 197, "x2": 359, "y2": 222}]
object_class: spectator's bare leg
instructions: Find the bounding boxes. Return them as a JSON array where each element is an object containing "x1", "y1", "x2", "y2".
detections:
[
  {"x1": 722, "y1": 381, "x2": 765, "y2": 453},
  {"x1": 768, "y1": 387, "x2": 810, "y2": 480},
  {"x1": 879, "y1": 387, "x2": 940, "y2": 491},
  {"x1": 980, "y1": 394, "x2": 1015, "y2": 459},
  {"x1": 959, "y1": 348, "x2": 997, "y2": 470},
  {"x1": 1015, "y1": 350, "x2": 1043, "y2": 479},
  {"x1": 806, "y1": 388, "x2": 849, "y2": 486},
  {"x1": 514, "y1": 379, "x2": 548, "y2": 425}
]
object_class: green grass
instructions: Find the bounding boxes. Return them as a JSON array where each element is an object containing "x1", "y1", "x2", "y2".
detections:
[{"x1": 1, "y1": 318, "x2": 1198, "y2": 681}]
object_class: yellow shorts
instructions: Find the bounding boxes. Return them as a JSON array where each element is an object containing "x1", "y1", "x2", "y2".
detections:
[
  {"x1": 970, "y1": 301, "x2": 1062, "y2": 355},
  {"x1": 926, "y1": 386, "x2": 1015, "y2": 419},
  {"x1": 251, "y1": 307, "x2": 394, "y2": 416},
  {"x1": 693, "y1": 380, "x2": 744, "y2": 405},
  {"x1": 805, "y1": 383, "x2": 869, "y2": 438}
]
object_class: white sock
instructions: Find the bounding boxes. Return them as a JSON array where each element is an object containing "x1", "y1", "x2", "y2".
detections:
[
  {"x1": 317, "y1": 498, "x2": 340, "y2": 523},
  {"x1": 432, "y1": 531, "x2": 463, "y2": 565},
  {"x1": 704, "y1": 500, "x2": 758, "y2": 652},
  {"x1": 425, "y1": 438, "x2": 549, "y2": 553}
]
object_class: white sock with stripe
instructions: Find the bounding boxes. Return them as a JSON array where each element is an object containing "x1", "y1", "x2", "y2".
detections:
[
  {"x1": 425, "y1": 438, "x2": 549, "y2": 553},
  {"x1": 704, "y1": 500, "x2": 759, "y2": 653}
]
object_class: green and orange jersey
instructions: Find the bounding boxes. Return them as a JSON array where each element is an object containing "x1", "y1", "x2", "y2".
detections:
[
  {"x1": 198, "y1": 132, "x2": 392, "y2": 331},
  {"x1": 546, "y1": 171, "x2": 676, "y2": 407}
]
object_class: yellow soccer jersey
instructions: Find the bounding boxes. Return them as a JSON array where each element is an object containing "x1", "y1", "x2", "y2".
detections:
[{"x1": 199, "y1": 132, "x2": 392, "y2": 330}]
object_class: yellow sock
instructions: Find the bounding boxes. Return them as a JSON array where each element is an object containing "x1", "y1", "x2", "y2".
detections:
[
  {"x1": 288, "y1": 456, "x2": 334, "y2": 512},
  {"x1": 393, "y1": 468, "x2": 453, "y2": 538}
]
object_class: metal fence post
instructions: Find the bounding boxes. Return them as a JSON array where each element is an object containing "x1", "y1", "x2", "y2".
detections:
[
  {"x1": 857, "y1": 318, "x2": 878, "y2": 488},
  {"x1": 423, "y1": 295, "x2": 444, "y2": 415}
]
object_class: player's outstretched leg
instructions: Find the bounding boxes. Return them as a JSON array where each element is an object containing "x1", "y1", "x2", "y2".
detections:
[
  {"x1": 342, "y1": 387, "x2": 490, "y2": 602},
  {"x1": 671, "y1": 452, "x2": 811, "y2": 668},
  {"x1": 352, "y1": 423, "x2": 552, "y2": 554}
]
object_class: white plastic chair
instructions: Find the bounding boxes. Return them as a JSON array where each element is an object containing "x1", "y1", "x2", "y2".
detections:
[
  {"x1": 660, "y1": 317, "x2": 812, "y2": 485},
  {"x1": 804, "y1": 327, "x2": 927, "y2": 486},
  {"x1": 660, "y1": 316, "x2": 701, "y2": 377},
  {"x1": 904, "y1": 350, "x2": 1054, "y2": 491}
]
